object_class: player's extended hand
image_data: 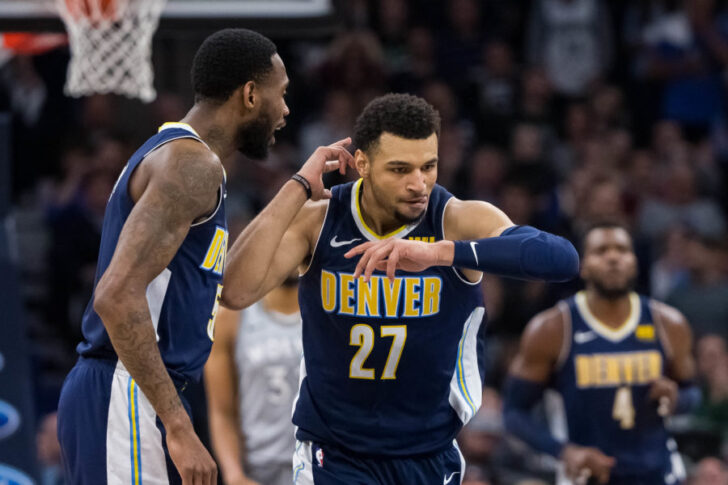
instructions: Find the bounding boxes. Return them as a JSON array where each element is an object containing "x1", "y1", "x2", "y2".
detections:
[
  {"x1": 648, "y1": 377, "x2": 678, "y2": 416},
  {"x1": 561, "y1": 444, "x2": 615, "y2": 484},
  {"x1": 166, "y1": 421, "x2": 218, "y2": 485},
  {"x1": 345, "y1": 239, "x2": 451, "y2": 281},
  {"x1": 297, "y1": 138, "x2": 354, "y2": 201}
]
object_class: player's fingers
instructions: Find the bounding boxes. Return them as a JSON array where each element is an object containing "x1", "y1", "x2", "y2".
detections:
[
  {"x1": 658, "y1": 396, "x2": 671, "y2": 417},
  {"x1": 324, "y1": 160, "x2": 340, "y2": 173},
  {"x1": 345, "y1": 241, "x2": 375, "y2": 259},
  {"x1": 329, "y1": 137, "x2": 351, "y2": 148},
  {"x1": 364, "y1": 243, "x2": 393, "y2": 281},
  {"x1": 321, "y1": 189, "x2": 332, "y2": 199},
  {"x1": 386, "y1": 248, "x2": 400, "y2": 282},
  {"x1": 353, "y1": 246, "x2": 375, "y2": 279},
  {"x1": 575, "y1": 468, "x2": 591, "y2": 485}
]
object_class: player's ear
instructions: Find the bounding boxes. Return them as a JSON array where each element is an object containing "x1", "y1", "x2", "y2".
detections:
[
  {"x1": 354, "y1": 149, "x2": 369, "y2": 177},
  {"x1": 239, "y1": 81, "x2": 256, "y2": 111}
]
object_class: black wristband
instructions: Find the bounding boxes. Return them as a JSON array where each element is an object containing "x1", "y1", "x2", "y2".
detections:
[{"x1": 291, "y1": 173, "x2": 312, "y2": 199}]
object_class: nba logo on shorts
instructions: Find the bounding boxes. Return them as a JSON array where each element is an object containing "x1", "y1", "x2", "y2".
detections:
[{"x1": 315, "y1": 448, "x2": 324, "y2": 467}]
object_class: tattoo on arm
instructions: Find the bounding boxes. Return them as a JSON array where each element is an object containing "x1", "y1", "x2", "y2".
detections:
[{"x1": 97, "y1": 148, "x2": 222, "y2": 424}]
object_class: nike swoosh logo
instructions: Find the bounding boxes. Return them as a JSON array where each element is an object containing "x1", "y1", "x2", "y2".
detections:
[
  {"x1": 444, "y1": 471, "x2": 460, "y2": 484},
  {"x1": 330, "y1": 236, "x2": 361, "y2": 248},
  {"x1": 574, "y1": 331, "x2": 597, "y2": 344},
  {"x1": 469, "y1": 241, "x2": 479, "y2": 266}
]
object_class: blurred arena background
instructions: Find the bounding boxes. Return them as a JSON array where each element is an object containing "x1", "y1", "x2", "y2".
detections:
[{"x1": 0, "y1": 0, "x2": 727, "y2": 484}]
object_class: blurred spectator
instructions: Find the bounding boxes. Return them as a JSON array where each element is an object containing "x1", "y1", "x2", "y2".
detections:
[
  {"x1": 298, "y1": 90, "x2": 356, "y2": 162},
  {"x1": 389, "y1": 27, "x2": 438, "y2": 93},
  {"x1": 436, "y1": 0, "x2": 486, "y2": 89},
  {"x1": 469, "y1": 40, "x2": 520, "y2": 146},
  {"x1": 46, "y1": 167, "x2": 113, "y2": 348},
  {"x1": 666, "y1": 235, "x2": 728, "y2": 340},
  {"x1": 650, "y1": 225, "x2": 691, "y2": 300},
  {"x1": 316, "y1": 31, "x2": 386, "y2": 107},
  {"x1": 693, "y1": 335, "x2": 728, "y2": 443},
  {"x1": 517, "y1": 67, "x2": 555, "y2": 127},
  {"x1": 466, "y1": 145, "x2": 506, "y2": 203},
  {"x1": 637, "y1": 0, "x2": 728, "y2": 136},
  {"x1": 526, "y1": 0, "x2": 613, "y2": 97},
  {"x1": 637, "y1": 160, "x2": 725, "y2": 242},
  {"x1": 373, "y1": 0, "x2": 410, "y2": 74},
  {"x1": 689, "y1": 457, "x2": 728, "y2": 485}
]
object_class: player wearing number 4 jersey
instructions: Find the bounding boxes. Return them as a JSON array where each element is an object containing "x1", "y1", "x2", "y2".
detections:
[
  {"x1": 57, "y1": 29, "x2": 291, "y2": 485},
  {"x1": 221, "y1": 93, "x2": 579, "y2": 484},
  {"x1": 504, "y1": 223, "x2": 701, "y2": 485}
]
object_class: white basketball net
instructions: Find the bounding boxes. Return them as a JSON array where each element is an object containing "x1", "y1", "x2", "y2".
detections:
[{"x1": 55, "y1": 0, "x2": 166, "y2": 102}]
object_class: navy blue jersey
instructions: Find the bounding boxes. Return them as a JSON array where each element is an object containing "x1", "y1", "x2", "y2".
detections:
[
  {"x1": 293, "y1": 179, "x2": 485, "y2": 456},
  {"x1": 77, "y1": 123, "x2": 227, "y2": 383},
  {"x1": 549, "y1": 292, "x2": 683, "y2": 482}
]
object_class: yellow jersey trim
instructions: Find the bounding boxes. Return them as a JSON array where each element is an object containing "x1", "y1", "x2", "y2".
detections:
[
  {"x1": 158, "y1": 121, "x2": 201, "y2": 137},
  {"x1": 575, "y1": 291, "x2": 641, "y2": 342}
]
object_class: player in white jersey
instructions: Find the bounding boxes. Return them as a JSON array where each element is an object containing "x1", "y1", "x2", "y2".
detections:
[{"x1": 206, "y1": 275, "x2": 301, "y2": 485}]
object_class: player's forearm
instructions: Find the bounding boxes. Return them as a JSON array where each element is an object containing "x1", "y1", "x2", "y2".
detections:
[
  {"x1": 223, "y1": 180, "x2": 307, "y2": 308},
  {"x1": 208, "y1": 409, "x2": 246, "y2": 484},
  {"x1": 441, "y1": 225, "x2": 579, "y2": 282},
  {"x1": 94, "y1": 288, "x2": 191, "y2": 431},
  {"x1": 503, "y1": 376, "x2": 564, "y2": 457}
]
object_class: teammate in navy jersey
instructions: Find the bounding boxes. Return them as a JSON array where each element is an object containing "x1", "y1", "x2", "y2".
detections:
[
  {"x1": 57, "y1": 29, "x2": 291, "y2": 485},
  {"x1": 222, "y1": 93, "x2": 579, "y2": 484},
  {"x1": 504, "y1": 224, "x2": 701, "y2": 485}
]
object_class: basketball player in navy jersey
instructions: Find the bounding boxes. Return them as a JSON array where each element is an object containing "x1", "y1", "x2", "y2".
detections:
[
  {"x1": 222, "y1": 93, "x2": 579, "y2": 484},
  {"x1": 503, "y1": 223, "x2": 701, "y2": 485},
  {"x1": 54, "y1": 29, "x2": 344, "y2": 485}
]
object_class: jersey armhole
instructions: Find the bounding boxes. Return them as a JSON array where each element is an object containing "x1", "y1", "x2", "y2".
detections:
[
  {"x1": 650, "y1": 300, "x2": 675, "y2": 361},
  {"x1": 299, "y1": 201, "x2": 331, "y2": 277},
  {"x1": 441, "y1": 197, "x2": 482, "y2": 286},
  {"x1": 555, "y1": 301, "x2": 572, "y2": 370}
]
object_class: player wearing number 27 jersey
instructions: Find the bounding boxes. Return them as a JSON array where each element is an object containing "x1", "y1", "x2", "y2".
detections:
[{"x1": 222, "y1": 93, "x2": 580, "y2": 485}]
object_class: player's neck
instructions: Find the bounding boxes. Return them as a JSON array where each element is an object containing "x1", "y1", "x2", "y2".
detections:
[
  {"x1": 262, "y1": 287, "x2": 299, "y2": 315},
  {"x1": 585, "y1": 290, "x2": 632, "y2": 329},
  {"x1": 180, "y1": 105, "x2": 237, "y2": 160},
  {"x1": 359, "y1": 182, "x2": 402, "y2": 236}
]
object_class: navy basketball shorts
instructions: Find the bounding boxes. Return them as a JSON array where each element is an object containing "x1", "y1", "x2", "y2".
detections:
[
  {"x1": 292, "y1": 440, "x2": 465, "y2": 485},
  {"x1": 57, "y1": 357, "x2": 189, "y2": 484}
]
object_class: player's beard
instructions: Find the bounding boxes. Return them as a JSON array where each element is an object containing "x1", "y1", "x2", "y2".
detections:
[
  {"x1": 367, "y1": 177, "x2": 427, "y2": 226},
  {"x1": 237, "y1": 109, "x2": 275, "y2": 160},
  {"x1": 591, "y1": 275, "x2": 636, "y2": 300}
]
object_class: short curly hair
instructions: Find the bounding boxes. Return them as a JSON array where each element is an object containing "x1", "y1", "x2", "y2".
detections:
[
  {"x1": 354, "y1": 93, "x2": 441, "y2": 154},
  {"x1": 191, "y1": 28, "x2": 277, "y2": 102}
]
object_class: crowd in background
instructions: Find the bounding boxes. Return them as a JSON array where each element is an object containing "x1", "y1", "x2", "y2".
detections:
[{"x1": 3, "y1": 0, "x2": 728, "y2": 484}]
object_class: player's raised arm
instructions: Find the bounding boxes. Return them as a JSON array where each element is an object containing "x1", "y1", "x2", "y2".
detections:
[
  {"x1": 222, "y1": 139, "x2": 353, "y2": 309},
  {"x1": 345, "y1": 198, "x2": 579, "y2": 282},
  {"x1": 503, "y1": 308, "x2": 616, "y2": 484},
  {"x1": 93, "y1": 142, "x2": 221, "y2": 485}
]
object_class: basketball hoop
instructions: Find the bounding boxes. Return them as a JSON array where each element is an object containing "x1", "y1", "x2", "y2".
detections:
[{"x1": 55, "y1": 0, "x2": 166, "y2": 102}]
